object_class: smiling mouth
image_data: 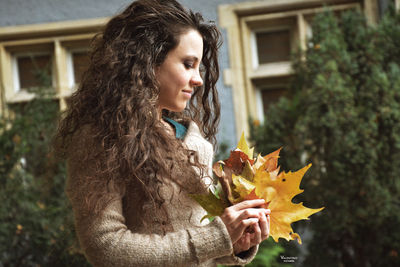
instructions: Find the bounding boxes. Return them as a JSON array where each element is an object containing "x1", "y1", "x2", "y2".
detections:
[
  {"x1": 182, "y1": 90, "x2": 193, "y2": 94},
  {"x1": 182, "y1": 90, "x2": 192, "y2": 100},
  {"x1": 182, "y1": 90, "x2": 193, "y2": 98}
]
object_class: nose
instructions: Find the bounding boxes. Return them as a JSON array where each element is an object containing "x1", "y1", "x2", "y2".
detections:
[{"x1": 191, "y1": 71, "x2": 203, "y2": 87}]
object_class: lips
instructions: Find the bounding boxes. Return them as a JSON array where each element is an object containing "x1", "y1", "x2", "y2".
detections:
[
  {"x1": 182, "y1": 89, "x2": 193, "y2": 94},
  {"x1": 182, "y1": 89, "x2": 193, "y2": 98}
]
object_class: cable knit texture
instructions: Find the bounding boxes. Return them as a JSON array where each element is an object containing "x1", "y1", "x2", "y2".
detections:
[{"x1": 66, "y1": 121, "x2": 258, "y2": 267}]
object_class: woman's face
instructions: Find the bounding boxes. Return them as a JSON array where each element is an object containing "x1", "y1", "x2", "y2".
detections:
[{"x1": 156, "y1": 29, "x2": 204, "y2": 114}]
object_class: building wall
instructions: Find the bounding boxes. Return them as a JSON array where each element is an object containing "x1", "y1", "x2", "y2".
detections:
[{"x1": 0, "y1": 0, "x2": 391, "y2": 149}]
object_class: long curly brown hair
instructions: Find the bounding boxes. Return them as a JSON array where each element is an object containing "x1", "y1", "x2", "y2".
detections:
[{"x1": 54, "y1": 0, "x2": 221, "y2": 215}]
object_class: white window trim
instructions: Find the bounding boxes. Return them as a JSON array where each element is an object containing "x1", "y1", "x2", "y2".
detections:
[
  {"x1": 66, "y1": 48, "x2": 89, "y2": 90},
  {"x1": 250, "y1": 31, "x2": 258, "y2": 70},
  {"x1": 12, "y1": 56, "x2": 20, "y2": 94},
  {"x1": 66, "y1": 51, "x2": 75, "y2": 89},
  {"x1": 255, "y1": 89, "x2": 264, "y2": 123}
]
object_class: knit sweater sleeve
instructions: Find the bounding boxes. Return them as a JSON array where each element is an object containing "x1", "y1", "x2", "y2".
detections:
[
  {"x1": 67, "y1": 154, "x2": 238, "y2": 267},
  {"x1": 215, "y1": 246, "x2": 258, "y2": 265}
]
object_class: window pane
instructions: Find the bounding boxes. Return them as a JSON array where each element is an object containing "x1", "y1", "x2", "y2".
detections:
[
  {"x1": 261, "y1": 87, "x2": 287, "y2": 114},
  {"x1": 17, "y1": 54, "x2": 53, "y2": 89},
  {"x1": 256, "y1": 30, "x2": 291, "y2": 64},
  {"x1": 72, "y1": 51, "x2": 90, "y2": 85}
]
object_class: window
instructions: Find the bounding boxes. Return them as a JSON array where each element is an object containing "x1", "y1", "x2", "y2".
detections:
[
  {"x1": 15, "y1": 52, "x2": 54, "y2": 91},
  {"x1": 255, "y1": 29, "x2": 291, "y2": 64},
  {"x1": 0, "y1": 18, "x2": 107, "y2": 111},
  {"x1": 254, "y1": 77, "x2": 289, "y2": 118},
  {"x1": 219, "y1": 0, "x2": 362, "y2": 138}
]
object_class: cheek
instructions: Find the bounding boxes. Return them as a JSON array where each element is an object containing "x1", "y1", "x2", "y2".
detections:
[
  {"x1": 157, "y1": 66, "x2": 189, "y2": 97},
  {"x1": 172, "y1": 70, "x2": 190, "y2": 88}
]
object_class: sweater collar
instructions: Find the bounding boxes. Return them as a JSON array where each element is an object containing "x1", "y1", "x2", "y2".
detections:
[{"x1": 183, "y1": 121, "x2": 203, "y2": 143}]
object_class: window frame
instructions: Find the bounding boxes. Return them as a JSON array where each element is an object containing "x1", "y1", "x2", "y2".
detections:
[{"x1": 219, "y1": 0, "x2": 363, "y2": 139}]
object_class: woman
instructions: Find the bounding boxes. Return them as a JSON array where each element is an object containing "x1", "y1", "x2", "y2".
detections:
[{"x1": 55, "y1": 0, "x2": 270, "y2": 266}]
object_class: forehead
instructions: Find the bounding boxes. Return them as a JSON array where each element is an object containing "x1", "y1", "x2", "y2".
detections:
[{"x1": 170, "y1": 29, "x2": 203, "y2": 58}]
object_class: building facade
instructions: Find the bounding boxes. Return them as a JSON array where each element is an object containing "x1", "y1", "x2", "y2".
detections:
[{"x1": 0, "y1": 0, "x2": 397, "y2": 147}]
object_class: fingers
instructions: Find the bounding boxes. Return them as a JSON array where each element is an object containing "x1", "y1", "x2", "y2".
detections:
[
  {"x1": 234, "y1": 223, "x2": 262, "y2": 254},
  {"x1": 232, "y1": 199, "x2": 266, "y2": 211},
  {"x1": 259, "y1": 213, "x2": 270, "y2": 240},
  {"x1": 231, "y1": 209, "x2": 271, "y2": 254},
  {"x1": 220, "y1": 206, "x2": 269, "y2": 230},
  {"x1": 220, "y1": 201, "x2": 270, "y2": 245},
  {"x1": 232, "y1": 218, "x2": 259, "y2": 243},
  {"x1": 234, "y1": 208, "x2": 270, "y2": 225},
  {"x1": 233, "y1": 233, "x2": 251, "y2": 254},
  {"x1": 250, "y1": 222, "x2": 262, "y2": 245}
]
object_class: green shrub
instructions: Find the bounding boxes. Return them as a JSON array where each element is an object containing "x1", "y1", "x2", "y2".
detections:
[
  {"x1": 250, "y1": 8, "x2": 400, "y2": 267},
  {"x1": 0, "y1": 87, "x2": 89, "y2": 266}
]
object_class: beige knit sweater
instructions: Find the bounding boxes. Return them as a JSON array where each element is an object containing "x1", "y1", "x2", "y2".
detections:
[{"x1": 66, "y1": 121, "x2": 258, "y2": 267}]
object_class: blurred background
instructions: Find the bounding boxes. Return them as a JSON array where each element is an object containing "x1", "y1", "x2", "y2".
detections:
[{"x1": 1, "y1": 0, "x2": 399, "y2": 266}]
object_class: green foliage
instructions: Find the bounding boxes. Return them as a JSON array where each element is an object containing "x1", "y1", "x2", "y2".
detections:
[
  {"x1": 250, "y1": 8, "x2": 400, "y2": 267},
  {"x1": 218, "y1": 235, "x2": 290, "y2": 267},
  {"x1": 246, "y1": 239, "x2": 289, "y2": 267},
  {"x1": 0, "y1": 88, "x2": 89, "y2": 266}
]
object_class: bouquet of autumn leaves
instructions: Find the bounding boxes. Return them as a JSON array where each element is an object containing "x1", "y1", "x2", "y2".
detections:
[{"x1": 190, "y1": 134, "x2": 324, "y2": 244}]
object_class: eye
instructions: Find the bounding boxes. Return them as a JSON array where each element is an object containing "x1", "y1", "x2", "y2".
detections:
[{"x1": 184, "y1": 61, "x2": 194, "y2": 69}]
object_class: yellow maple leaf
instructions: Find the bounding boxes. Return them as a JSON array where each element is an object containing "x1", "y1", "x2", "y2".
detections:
[
  {"x1": 237, "y1": 132, "x2": 253, "y2": 159},
  {"x1": 253, "y1": 163, "x2": 324, "y2": 244}
]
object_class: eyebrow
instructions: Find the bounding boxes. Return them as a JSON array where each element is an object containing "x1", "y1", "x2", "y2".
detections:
[{"x1": 184, "y1": 55, "x2": 200, "y2": 62}]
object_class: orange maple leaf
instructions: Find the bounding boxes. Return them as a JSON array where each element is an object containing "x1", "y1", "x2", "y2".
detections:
[{"x1": 224, "y1": 150, "x2": 255, "y2": 175}]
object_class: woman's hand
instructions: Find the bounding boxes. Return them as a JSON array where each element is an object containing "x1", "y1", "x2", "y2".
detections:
[
  {"x1": 232, "y1": 211, "x2": 270, "y2": 254},
  {"x1": 219, "y1": 199, "x2": 270, "y2": 250}
]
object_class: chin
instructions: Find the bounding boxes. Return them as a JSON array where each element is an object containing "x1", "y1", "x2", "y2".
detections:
[{"x1": 168, "y1": 103, "x2": 188, "y2": 113}]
